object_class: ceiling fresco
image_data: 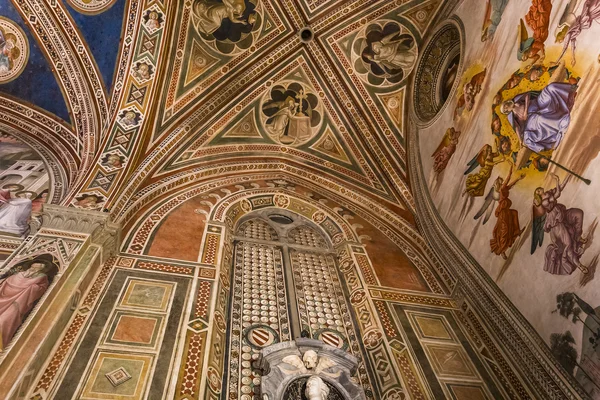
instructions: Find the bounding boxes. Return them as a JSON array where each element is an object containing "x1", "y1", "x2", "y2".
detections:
[
  {"x1": 0, "y1": 2, "x2": 71, "y2": 121},
  {"x1": 413, "y1": 0, "x2": 600, "y2": 397},
  {"x1": 1, "y1": 0, "x2": 447, "y2": 222},
  {"x1": 0, "y1": 1, "x2": 594, "y2": 399}
]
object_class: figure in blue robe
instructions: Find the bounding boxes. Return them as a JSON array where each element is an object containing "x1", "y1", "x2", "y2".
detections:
[
  {"x1": 482, "y1": 0, "x2": 510, "y2": 41},
  {"x1": 500, "y1": 82, "x2": 577, "y2": 153}
]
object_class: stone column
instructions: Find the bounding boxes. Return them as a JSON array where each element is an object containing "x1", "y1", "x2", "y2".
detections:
[{"x1": 0, "y1": 204, "x2": 120, "y2": 400}]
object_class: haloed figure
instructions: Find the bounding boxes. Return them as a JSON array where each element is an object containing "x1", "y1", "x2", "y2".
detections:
[
  {"x1": 501, "y1": 82, "x2": 577, "y2": 153},
  {"x1": 0, "y1": 258, "x2": 58, "y2": 349},
  {"x1": 364, "y1": 32, "x2": 417, "y2": 72}
]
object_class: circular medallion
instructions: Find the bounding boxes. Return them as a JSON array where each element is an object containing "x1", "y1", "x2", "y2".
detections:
[
  {"x1": 0, "y1": 17, "x2": 29, "y2": 84},
  {"x1": 314, "y1": 328, "x2": 348, "y2": 350},
  {"x1": 273, "y1": 194, "x2": 290, "y2": 208},
  {"x1": 244, "y1": 325, "x2": 279, "y2": 349},
  {"x1": 350, "y1": 289, "x2": 366, "y2": 305},
  {"x1": 312, "y1": 211, "x2": 326, "y2": 224},
  {"x1": 207, "y1": 367, "x2": 222, "y2": 393},
  {"x1": 260, "y1": 80, "x2": 323, "y2": 146},
  {"x1": 240, "y1": 198, "x2": 252, "y2": 213},
  {"x1": 66, "y1": 0, "x2": 118, "y2": 15},
  {"x1": 192, "y1": 0, "x2": 262, "y2": 55},
  {"x1": 353, "y1": 20, "x2": 417, "y2": 87}
]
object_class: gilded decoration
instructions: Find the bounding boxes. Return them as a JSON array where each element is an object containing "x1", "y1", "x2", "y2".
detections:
[{"x1": 0, "y1": 0, "x2": 590, "y2": 399}]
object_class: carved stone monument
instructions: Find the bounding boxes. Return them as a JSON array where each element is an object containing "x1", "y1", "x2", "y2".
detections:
[{"x1": 257, "y1": 338, "x2": 366, "y2": 400}]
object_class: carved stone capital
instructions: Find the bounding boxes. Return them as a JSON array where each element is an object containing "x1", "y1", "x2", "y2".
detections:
[
  {"x1": 42, "y1": 204, "x2": 112, "y2": 234},
  {"x1": 41, "y1": 204, "x2": 121, "y2": 260}
]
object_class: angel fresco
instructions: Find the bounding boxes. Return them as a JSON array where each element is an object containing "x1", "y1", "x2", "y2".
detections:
[
  {"x1": 464, "y1": 138, "x2": 510, "y2": 197},
  {"x1": 555, "y1": 0, "x2": 600, "y2": 66},
  {"x1": 192, "y1": 0, "x2": 258, "y2": 51},
  {"x1": 0, "y1": 254, "x2": 59, "y2": 349},
  {"x1": 555, "y1": 0, "x2": 579, "y2": 43},
  {"x1": 364, "y1": 32, "x2": 416, "y2": 71},
  {"x1": 74, "y1": 194, "x2": 104, "y2": 210},
  {"x1": 474, "y1": 176, "x2": 501, "y2": 225},
  {"x1": 358, "y1": 22, "x2": 416, "y2": 85},
  {"x1": 119, "y1": 110, "x2": 141, "y2": 128},
  {"x1": 144, "y1": 10, "x2": 163, "y2": 30},
  {"x1": 481, "y1": 0, "x2": 510, "y2": 41},
  {"x1": 490, "y1": 165, "x2": 526, "y2": 259},
  {"x1": 101, "y1": 153, "x2": 124, "y2": 169},
  {"x1": 432, "y1": 127, "x2": 461, "y2": 174},
  {"x1": 531, "y1": 174, "x2": 589, "y2": 275},
  {"x1": 132, "y1": 61, "x2": 152, "y2": 81},
  {"x1": 500, "y1": 82, "x2": 577, "y2": 153},
  {"x1": 517, "y1": 0, "x2": 552, "y2": 66},
  {"x1": 455, "y1": 69, "x2": 486, "y2": 117}
]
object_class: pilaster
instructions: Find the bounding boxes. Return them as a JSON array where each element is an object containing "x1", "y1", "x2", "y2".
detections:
[{"x1": 0, "y1": 205, "x2": 121, "y2": 400}]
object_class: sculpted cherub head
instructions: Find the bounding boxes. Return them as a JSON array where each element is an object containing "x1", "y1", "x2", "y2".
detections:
[{"x1": 302, "y1": 350, "x2": 318, "y2": 369}]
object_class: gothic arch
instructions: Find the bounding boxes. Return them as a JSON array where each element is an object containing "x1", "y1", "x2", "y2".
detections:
[{"x1": 115, "y1": 176, "x2": 452, "y2": 398}]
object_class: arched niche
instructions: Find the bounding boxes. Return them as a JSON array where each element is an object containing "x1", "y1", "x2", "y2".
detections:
[{"x1": 188, "y1": 184, "x2": 447, "y2": 399}]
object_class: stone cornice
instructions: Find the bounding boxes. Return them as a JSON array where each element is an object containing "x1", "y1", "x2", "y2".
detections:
[{"x1": 41, "y1": 204, "x2": 121, "y2": 260}]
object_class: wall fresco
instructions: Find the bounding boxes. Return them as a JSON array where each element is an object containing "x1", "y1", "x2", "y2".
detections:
[{"x1": 418, "y1": 0, "x2": 600, "y2": 395}]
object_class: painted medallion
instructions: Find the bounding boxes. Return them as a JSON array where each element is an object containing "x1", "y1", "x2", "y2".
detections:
[
  {"x1": 0, "y1": 17, "x2": 29, "y2": 84},
  {"x1": 66, "y1": 0, "x2": 118, "y2": 15}
]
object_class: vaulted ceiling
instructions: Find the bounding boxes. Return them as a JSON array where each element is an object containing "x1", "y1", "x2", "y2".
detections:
[{"x1": 0, "y1": 0, "x2": 447, "y2": 228}]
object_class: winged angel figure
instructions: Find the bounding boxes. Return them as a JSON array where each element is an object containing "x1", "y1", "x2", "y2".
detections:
[
  {"x1": 555, "y1": 0, "x2": 600, "y2": 66},
  {"x1": 280, "y1": 350, "x2": 338, "y2": 377},
  {"x1": 517, "y1": 0, "x2": 552, "y2": 66},
  {"x1": 473, "y1": 176, "x2": 502, "y2": 225},
  {"x1": 531, "y1": 173, "x2": 589, "y2": 275}
]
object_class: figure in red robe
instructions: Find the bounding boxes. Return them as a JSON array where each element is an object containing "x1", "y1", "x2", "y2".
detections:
[
  {"x1": 518, "y1": 0, "x2": 552, "y2": 65},
  {"x1": 0, "y1": 256, "x2": 58, "y2": 349},
  {"x1": 490, "y1": 165, "x2": 526, "y2": 259}
]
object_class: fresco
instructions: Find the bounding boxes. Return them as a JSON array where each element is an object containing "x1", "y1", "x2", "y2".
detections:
[
  {"x1": 0, "y1": 16, "x2": 28, "y2": 83},
  {"x1": 0, "y1": 1, "x2": 70, "y2": 122},
  {"x1": 0, "y1": 254, "x2": 59, "y2": 350},
  {"x1": 65, "y1": 0, "x2": 127, "y2": 90},
  {"x1": 419, "y1": 0, "x2": 600, "y2": 395},
  {"x1": 0, "y1": 134, "x2": 50, "y2": 238}
]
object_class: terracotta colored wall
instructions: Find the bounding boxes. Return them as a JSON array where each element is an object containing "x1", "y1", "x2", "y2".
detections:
[{"x1": 146, "y1": 196, "x2": 206, "y2": 261}]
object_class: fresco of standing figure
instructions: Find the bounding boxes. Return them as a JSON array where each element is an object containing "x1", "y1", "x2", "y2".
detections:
[
  {"x1": 517, "y1": 0, "x2": 552, "y2": 65},
  {"x1": 531, "y1": 173, "x2": 589, "y2": 275},
  {"x1": 490, "y1": 164, "x2": 526, "y2": 260}
]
